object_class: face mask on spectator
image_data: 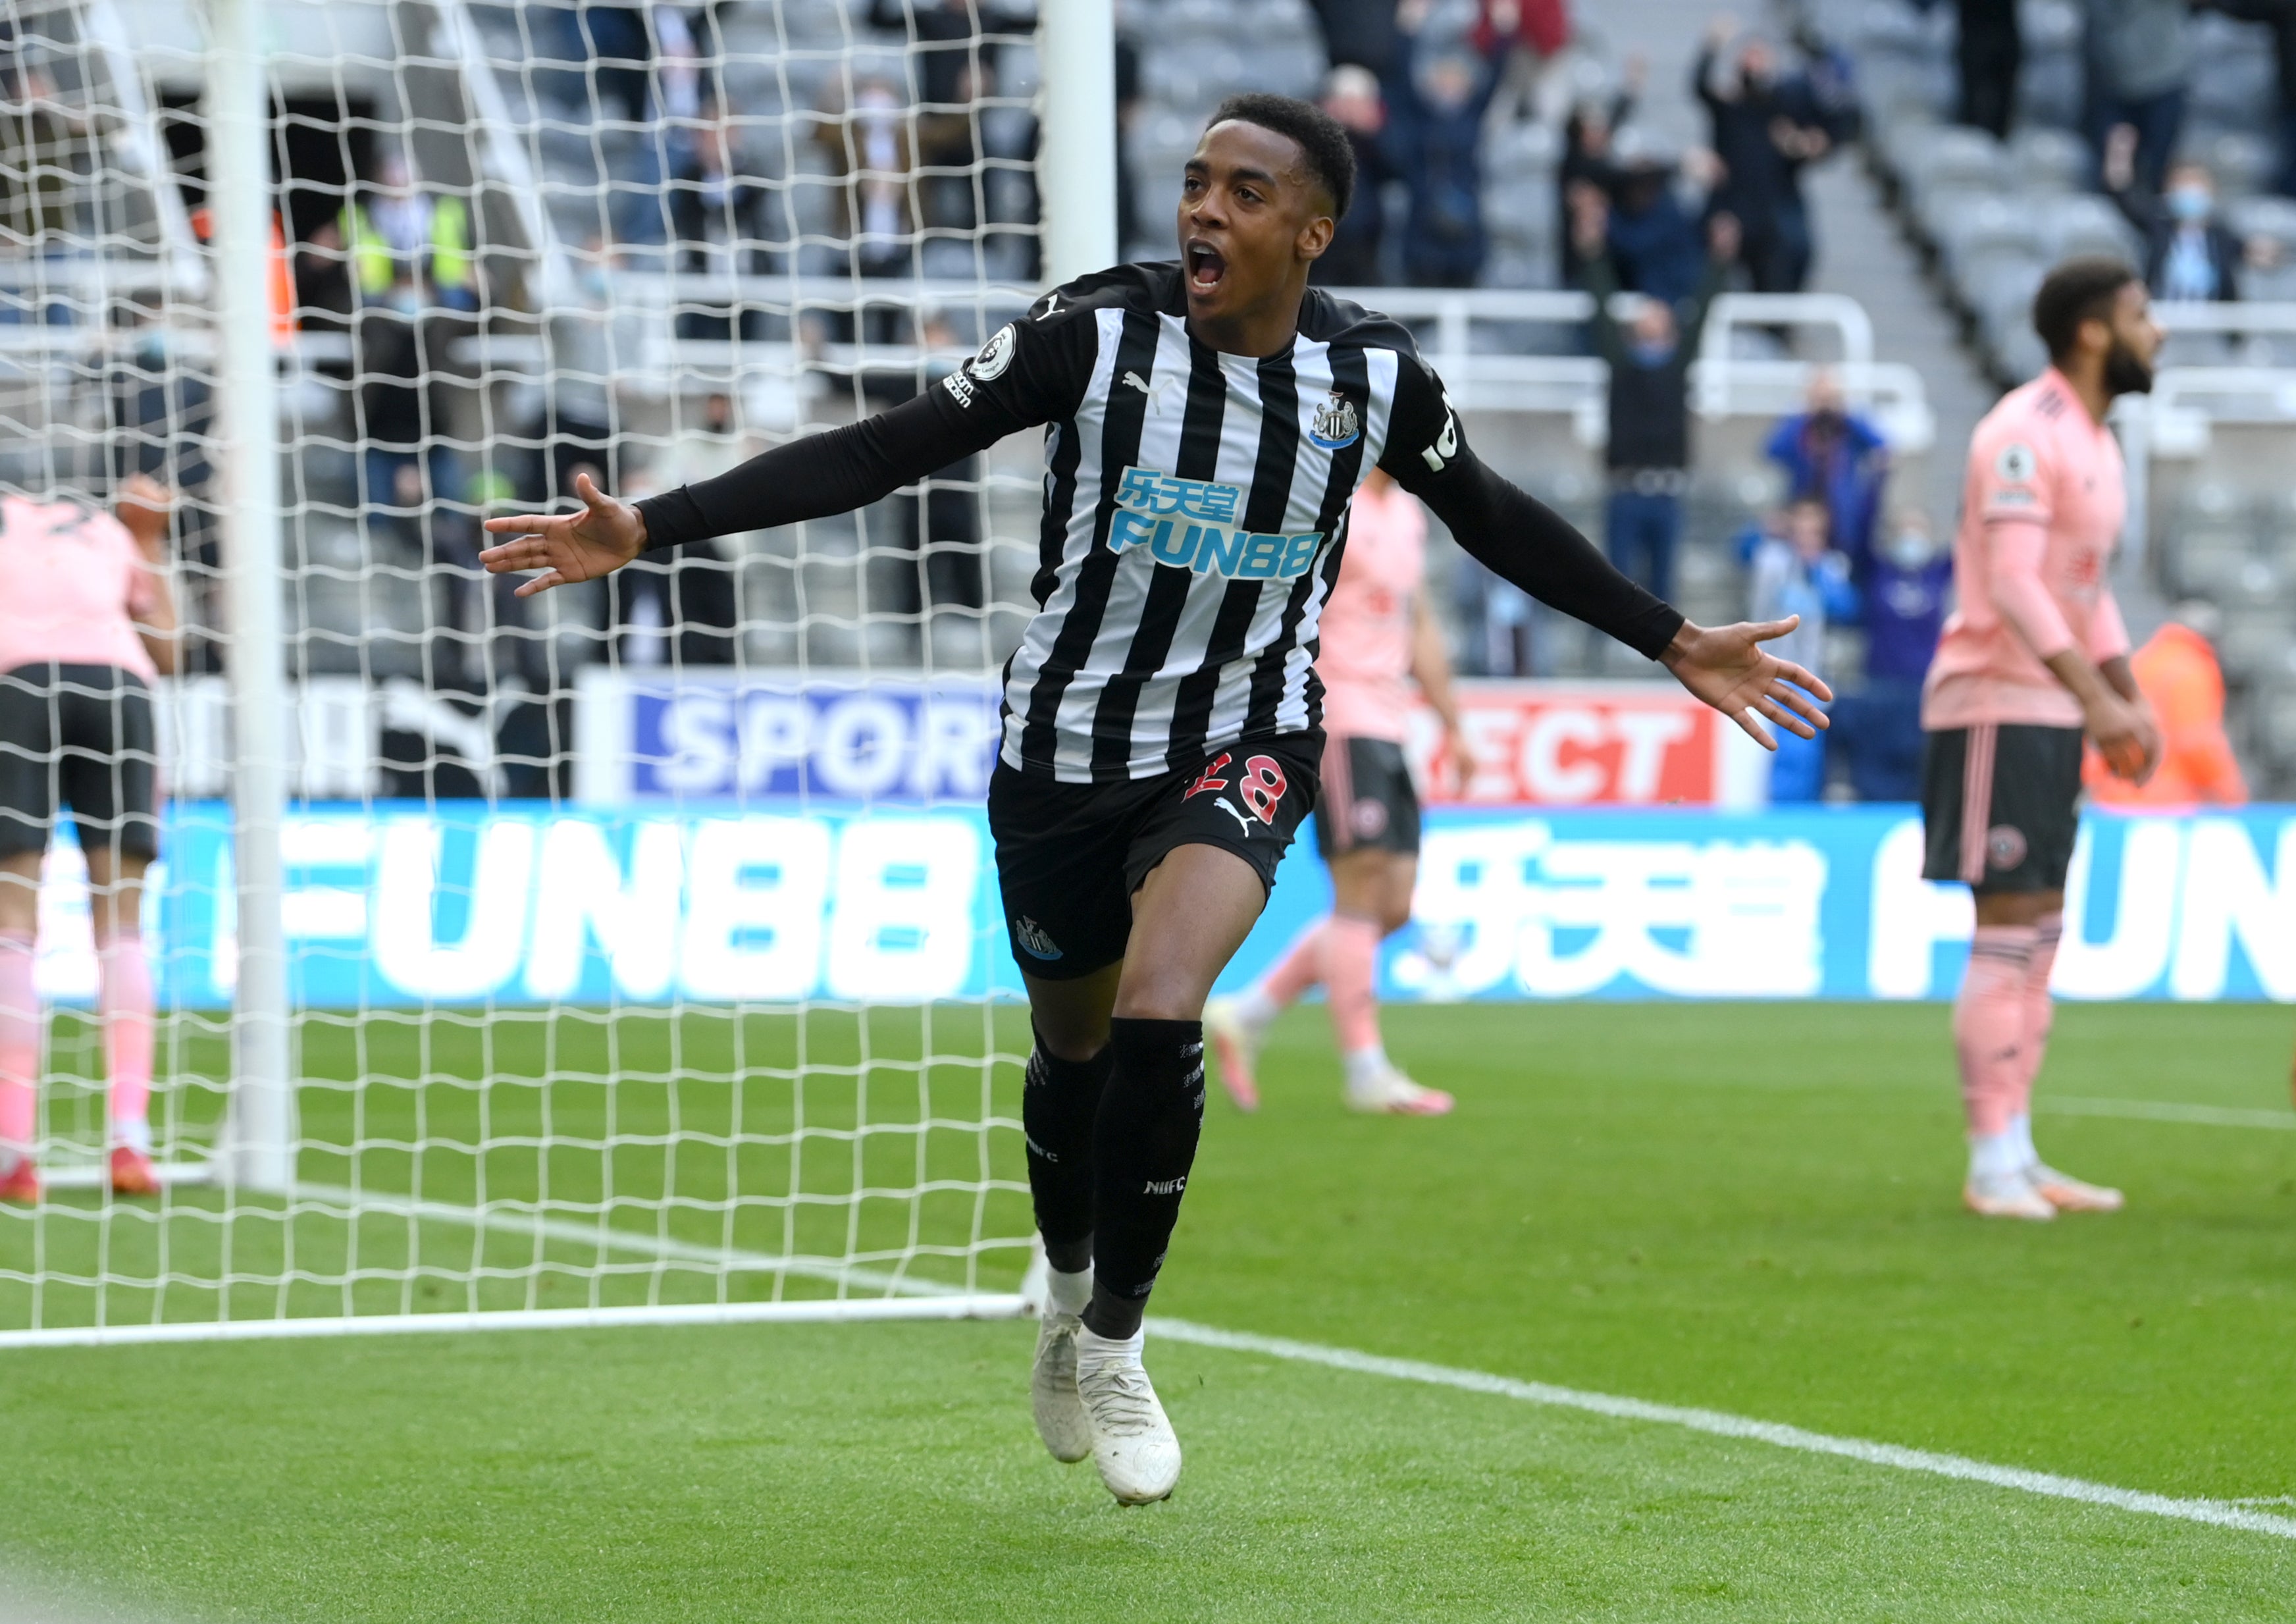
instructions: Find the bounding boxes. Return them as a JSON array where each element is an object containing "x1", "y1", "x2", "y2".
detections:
[
  {"x1": 1883, "y1": 527, "x2": 1939, "y2": 570},
  {"x1": 2168, "y1": 185, "x2": 2212, "y2": 223},
  {"x1": 1630, "y1": 336, "x2": 1676, "y2": 366}
]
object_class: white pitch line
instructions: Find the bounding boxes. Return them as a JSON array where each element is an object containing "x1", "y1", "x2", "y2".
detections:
[
  {"x1": 0, "y1": 1296, "x2": 1030, "y2": 1351},
  {"x1": 2044, "y1": 1097, "x2": 2296, "y2": 1132},
  {"x1": 290, "y1": 1181, "x2": 973, "y2": 1299},
  {"x1": 1150, "y1": 1318, "x2": 2296, "y2": 1543},
  {"x1": 14, "y1": 1190, "x2": 2292, "y2": 1544}
]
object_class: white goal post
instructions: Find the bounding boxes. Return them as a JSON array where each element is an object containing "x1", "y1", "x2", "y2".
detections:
[{"x1": 0, "y1": 0, "x2": 1122, "y2": 1344}]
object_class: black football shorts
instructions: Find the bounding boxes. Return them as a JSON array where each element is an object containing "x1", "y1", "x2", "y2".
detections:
[
  {"x1": 1919, "y1": 722, "x2": 2083, "y2": 893},
  {"x1": 1313, "y1": 733, "x2": 1422, "y2": 861},
  {"x1": 986, "y1": 731, "x2": 1324, "y2": 981},
  {"x1": 0, "y1": 662, "x2": 160, "y2": 863}
]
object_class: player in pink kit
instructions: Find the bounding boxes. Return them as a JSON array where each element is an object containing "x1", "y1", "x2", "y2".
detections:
[
  {"x1": 1205, "y1": 467, "x2": 1467, "y2": 1115},
  {"x1": 1921, "y1": 258, "x2": 2162, "y2": 1220},
  {"x1": 0, "y1": 476, "x2": 180, "y2": 1204}
]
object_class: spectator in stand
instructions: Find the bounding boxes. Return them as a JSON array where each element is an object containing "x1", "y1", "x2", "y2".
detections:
[
  {"x1": 2211, "y1": 1, "x2": 2296, "y2": 196},
  {"x1": 1306, "y1": 0, "x2": 1401, "y2": 74},
  {"x1": 668, "y1": 109, "x2": 768, "y2": 338},
  {"x1": 858, "y1": 309, "x2": 987, "y2": 629},
  {"x1": 1956, "y1": 0, "x2": 2022, "y2": 140},
  {"x1": 1694, "y1": 14, "x2": 1851, "y2": 293},
  {"x1": 1835, "y1": 506, "x2": 1952, "y2": 801},
  {"x1": 2103, "y1": 131, "x2": 2276, "y2": 301},
  {"x1": 2082, "y1": 0, "x2": 2193, "y2": 197},
  {"x1": 1313, "y1": 65, "x2": 1398, "y2": 286},
  {"x1": 1766, "y1": 369, "x2": 1891, "y2": 567},
  {"x1": 607, "y1": 462, "x2": 741, "y2": 669},
  {"x1": 814, "y1": 76, "x2": 917, "y2": 282},
  {"x1": 579, "y1": 3, "x2": 653, "y2": 126},
  {"x1": 1745, "y1": 496, "x2": 1858, "y2": 802},
  {"x1": 1386, "y1": 22, "x2": 1501, "y2": 288},
  {"x1": 2084, "y1": 604, "x2": 2248, "y2": 804},
  {"x1": 1557, "y1": 57, "x2": 1642, "y2": 289},
  {"x1": 1574, "y1": 188, "x2": 1737, "y2": 605},
  {"x1": 356, "y1": 273, "x2": 456, "y2": 526},
  {"x1": 1471, "y1": 0, "x2": 1577, "y2": 127},
  {"x1": 1604, "y1": 134, "x2": 1717, "y2": 307}
]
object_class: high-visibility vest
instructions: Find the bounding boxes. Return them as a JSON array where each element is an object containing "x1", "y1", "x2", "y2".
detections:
[
  {"x1": 340, "y1": 196, "x2": 476, "y2": 297},
  {"x1": 431, "y1": 195, "x2": 473, "y2": 294},
  {"x1": 339, "y1": 202, "x2": 396, "y2": 297}
]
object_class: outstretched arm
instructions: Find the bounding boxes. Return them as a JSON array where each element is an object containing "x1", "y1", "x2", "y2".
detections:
[
  {"x1": 483, "y1": 294, "x2": 1093, "y2": 593},
  {"x1": 1385, "y1": 369, "x2": 1829, "y2": 748},
  {"x1": 481, "y1": 390, "x2": 999, "y2": 596}
]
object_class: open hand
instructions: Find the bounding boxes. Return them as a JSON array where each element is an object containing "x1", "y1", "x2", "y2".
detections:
[
  {"x1": 1658, "y1": 617, "x2": 1833, "y2": 749},
  {"x1": 479, "y1": 471, "x2": 647, "y2": 597}
]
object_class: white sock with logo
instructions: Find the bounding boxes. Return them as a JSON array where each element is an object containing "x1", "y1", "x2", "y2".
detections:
[
  {"x1": 2008, "y1": 1111, "x2": 2037, "y2": 1170},
  {"x1": 1342, "y1": 1045, "x2": 1388, "y2": 1090},
  {"x1": 1232, "y1": 987, "x2": 1279, "y2": 1030}
]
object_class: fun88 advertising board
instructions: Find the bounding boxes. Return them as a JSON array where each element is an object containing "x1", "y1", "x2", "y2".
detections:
[
  {"x1": 39, "y1": 671, "x2": 2296, "y2": 1009},
  {"x1": 61, "y1": 802, "x2": 2296, "y2": 1010}
]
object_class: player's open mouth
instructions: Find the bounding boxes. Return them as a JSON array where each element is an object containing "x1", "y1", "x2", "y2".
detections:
[{"x1": 1186, "y1": 242, "x2": 1226, "y2": 292}]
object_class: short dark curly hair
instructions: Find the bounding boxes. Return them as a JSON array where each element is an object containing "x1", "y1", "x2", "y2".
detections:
[
  {"x1": 2033, "y1": 255, "x2": 2139, "y2": 362},
  {"x1": 1206, "y1": 92, "x2": 1355, "y2": 220}
]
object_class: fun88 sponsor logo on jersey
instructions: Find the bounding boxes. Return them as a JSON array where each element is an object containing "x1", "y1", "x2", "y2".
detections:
[{"x1": 1109, "y1": 465, "x2": 1323, "y2": 580}]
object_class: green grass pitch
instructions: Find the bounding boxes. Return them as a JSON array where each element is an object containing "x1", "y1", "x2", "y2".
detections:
[{"x1": 5, "y1": 1001, "x2": 2296, "y2": 1619}]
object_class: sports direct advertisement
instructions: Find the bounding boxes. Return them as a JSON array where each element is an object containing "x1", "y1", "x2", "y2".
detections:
[
  {"x1": 39, "y1": 803, "x2": 2296, "y2": 1009},
  {"x1": 570, "y1": 671, "x2": 1766, "y2": 808}
]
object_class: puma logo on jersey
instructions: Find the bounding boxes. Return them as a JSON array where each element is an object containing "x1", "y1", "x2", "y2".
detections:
[
  {"x1": 1144, "y1": 1176, "x2": 1187, "y2": 1195},
  {"x1": 1036, "y1": 292, "x2": 1062, "y2": 320},
  {"x1": 1121, "y1": 370, "x2": 1152, "y2": 394},
  {"x1": 1212, "y1": 798, "x2": 1253, "y2": 836},
  {"x1": 1420, "y1": 406, "x2": 1460, "y2": 471}
]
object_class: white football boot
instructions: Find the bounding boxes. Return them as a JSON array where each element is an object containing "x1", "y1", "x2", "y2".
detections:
[
  {"x1": 2030, "y1": 1162, "x2": 2125, "y2": 1213},
  {"x1": 1344, "y1": 1064, "x2": 1455, "y2": 1116},
  {"x1": 1074, "y1": 1326, "x2": 1182, "y2": 1504},
  {"x1": 1963, "y1": 1167, "x2": 2056, "y2": 1220},
  {"x1": 1030, "y1": 1306, "x2": 1093, "y2": 1463},
  {"x1": 1202, "y1": 995, "x2": 1268, "y2": 1113}
]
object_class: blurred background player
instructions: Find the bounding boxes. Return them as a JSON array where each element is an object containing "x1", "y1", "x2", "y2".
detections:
[
  {"x1": 1919, "y1": 257, "x2": 2162, "y2": 1223},
  {"x1": 0, "y1": 475, "x2": 180, "y2": 1203},
  {"x1": 1205, "y1": 466, "x2": 1468, "y2": 1117}
]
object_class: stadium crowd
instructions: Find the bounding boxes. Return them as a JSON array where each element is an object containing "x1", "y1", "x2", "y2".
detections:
[{"x1": 0, "y1": 0, "x2": 2282, "y2": 802}]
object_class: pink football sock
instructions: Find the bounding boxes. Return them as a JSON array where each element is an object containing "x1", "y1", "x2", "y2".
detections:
[
  {"x1": 2012, "y1": 913, "x2": 2063, "y2": 1120},
  {"x1": 1321, "y1": 914, "x2": 1384, "y2": 1058},
  {"x1": 0, "y1": 930, "x2": 38, "y2": 1155},
  {"x1": 98, "y1": 932, "x2": 154, "y2": 1145},
  {"x1": 1257, "y1": 918, "x2": 1327, "y2": 1011},
  {"x1": 1954, "y1": 925, "x2": 2038, "y2": 1139}
]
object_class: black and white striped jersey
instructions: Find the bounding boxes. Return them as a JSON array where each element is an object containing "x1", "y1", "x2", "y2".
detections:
[
  {"x1": 939, "y1": 263, "x2": 1459, "y2": 783},
  {"x1": 636, "y1": 262, "x2": 1682, "y2": 786}
]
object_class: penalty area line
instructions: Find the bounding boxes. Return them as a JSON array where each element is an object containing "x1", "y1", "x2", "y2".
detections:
[{"x1": 1150, "y1": 1317, "x2": 2296, "y2": 1544}]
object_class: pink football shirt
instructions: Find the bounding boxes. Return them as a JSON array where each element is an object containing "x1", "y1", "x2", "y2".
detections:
[
  {"x1": 1317, "y1": 478, "x2": 1425, "y2": 743},
  {"x1": 0, "y1": 496, "x2": 162, "y2": 681},
  {"x1": 1923, "y1": 368, "x2": 2131, "y2": 731}
]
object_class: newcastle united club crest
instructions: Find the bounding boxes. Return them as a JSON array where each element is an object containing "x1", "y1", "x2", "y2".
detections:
[{"x1": 1307, "y1": 389, "x2": 1361, "y2": 450}]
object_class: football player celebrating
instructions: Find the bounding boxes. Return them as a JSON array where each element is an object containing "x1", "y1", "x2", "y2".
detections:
[{"x1": 483, "y1": 95, "x2": 1827, "y2": 1505}]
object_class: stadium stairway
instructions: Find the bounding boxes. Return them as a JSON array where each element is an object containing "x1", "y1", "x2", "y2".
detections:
[{"x1": 1598, "y1": 0, "x2": 1997, "y2": 527}]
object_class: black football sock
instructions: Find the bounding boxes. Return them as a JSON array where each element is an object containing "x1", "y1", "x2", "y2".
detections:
[
  {"x1": 1022, "y1": 1028, "x2": 1112, "y2": 1276},
  {"x1": 1083, "y1": 1016, "x2": 1205, "y2": 1340}
]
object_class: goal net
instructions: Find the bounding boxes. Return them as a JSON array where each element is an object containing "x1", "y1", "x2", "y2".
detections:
[{"x1": 0, "y1": 0, "x2": 1069, "y2": 1342}]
